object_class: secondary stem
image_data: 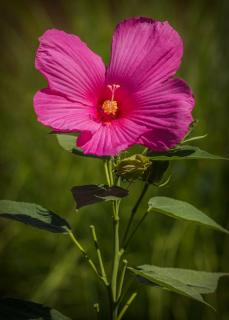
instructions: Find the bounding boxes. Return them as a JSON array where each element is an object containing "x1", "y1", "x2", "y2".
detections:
[
  {"x1": 124, "y1": 211, "x2": 149, "y2": 250},
  {"x1": 117, "y1": 292, "x2": 138, "y2": 320},
  {"x1": 90, "y1": 225, "x2": 109, "y2": 286},
  {"x1": 68, "y1": 230, "x2": 99, "y2": 279},
  {"x1": 122, "y1": 183, "x2": 149, "y2": 246},
  {"x1": 117, "y1": 259, "x2": 128, "y2": 300}
]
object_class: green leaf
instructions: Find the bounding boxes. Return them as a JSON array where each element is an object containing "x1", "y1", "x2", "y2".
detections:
[
  {"x1": 56, "y1": 134, "x2": 110, "y2": 159},
  {"x1": 148, "y1": 145, "x2": 227, "y2": 161},
  {"x1": 129, "y1": 265, "x2": 228, "y2": 309},
  {"x1": 148, "y1": 197, "x2": 229, "y2": 234},
  {"x1": 71, "y1": 184, "x2": 128, "y2": 209},
  {"x1": 0, "y1": 200, "x2": 70, "y2": 233},
  {"x1": 0, "y1": 298, "x2": 71, "y2": 320}
]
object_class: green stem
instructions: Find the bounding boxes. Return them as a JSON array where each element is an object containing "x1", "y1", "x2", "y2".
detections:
[
  {"x1": 107, "y1": 285, "x2": 114, "y2": 320},
  {"x1": 122, "y1": 183, "x2": 149, "y2": 246},
  {"x1": 90, "y1": 225, "x2": 109, "y2": 286},
  {"x1": 117, "y1": 259, "x2": 128, "y2": 300},
  {"x1": 109, "y1": 159, "x2": 114, "y2": 185},
  {"x1": 105, "y1": 159, "x2": 133, "y2": 319},
  {"x1": 111, "y1": 210, "x2": 121, "y2": 319},
  {"x1": 108, "y1": 158, "x2": 124, "y2": 316},
  {"x1": 117, "y1": 292, "x2": 138, "y2": 320},
  {"x1": 124, "y1": 211, "x2": 149, "y2": 250},
  {"x1": 68, "y1": 230, "x2": 99, "y2": 278},
  {"x1": 105, "y1": 159, "x2": 120, "y2": 318},
  {"x1": 104, "y1": 160, "x2": 111, "y2": 187},
  {"x1": 111, "y1": 201, "x2": 122, "y2": 302}
]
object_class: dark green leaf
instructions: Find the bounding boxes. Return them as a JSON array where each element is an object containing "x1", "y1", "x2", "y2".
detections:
[
  {"x1": 0, "y1": 298, "x2": 71, "y2": 320},
  {"x1": 71, "y1": 184, "x2": 128, "y2": 209},
  {"x1": 148, "y1": 197, "x2": 229, "y2": 234},
  {"x1": 0, "y1": 200, "x2": 70, "y2": 233},
  {"x1": 148, "y1": 145, "x2": 227, "y2": 161},
  {"x1": 56, "y1": 134, "x2": 110, "y2": 159},
  {"x1": 129, "y1": 265, "x2": 228, "y2": 309}
]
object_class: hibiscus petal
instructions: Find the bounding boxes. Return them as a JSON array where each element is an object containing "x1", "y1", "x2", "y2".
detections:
[
  {"x1": 77, "y1": 118, "x2": 147, "y2": 156},
  {"x1": 135, "y1": 78, "x2": 195, "y2": 151},
  {"x1": 35, "y1": 29, "x2": 105, "y2": 104},
  {"x1": 34, "y1": 88, "x2": 100, "y2": 132},
  {"x1": 106, "y1": 17, "x2": 183, "y2": 92}
]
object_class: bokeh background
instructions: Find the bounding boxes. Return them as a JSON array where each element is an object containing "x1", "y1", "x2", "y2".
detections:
[{"x1": 0, "y1": 0, "x2": 229, "y2": 319}]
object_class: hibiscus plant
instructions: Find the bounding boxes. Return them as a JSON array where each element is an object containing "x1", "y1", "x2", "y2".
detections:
[{"x1": 0, "y1": 17, "x2": 228, "y2": 320}]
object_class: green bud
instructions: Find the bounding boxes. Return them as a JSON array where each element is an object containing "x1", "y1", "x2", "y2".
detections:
[{"x1": 115, "y1": 154, "x2": 151, "y2": 181}]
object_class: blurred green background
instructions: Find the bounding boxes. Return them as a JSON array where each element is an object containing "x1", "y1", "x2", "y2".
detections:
[{"x1": 0, "y1": 0, "x2": 229, "y2": 319}]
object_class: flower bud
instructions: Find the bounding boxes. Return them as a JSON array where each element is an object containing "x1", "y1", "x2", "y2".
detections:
[{"x1": 115, "y1": 154, "x2": 151, "y2": 181}]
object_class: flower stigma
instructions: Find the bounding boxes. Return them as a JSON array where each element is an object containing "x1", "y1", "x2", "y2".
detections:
[{"x1": 102, "y1": 84, "x2": 120, "y2": 116}]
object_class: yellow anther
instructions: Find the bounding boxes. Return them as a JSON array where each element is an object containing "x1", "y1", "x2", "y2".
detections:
[{"x1": 102, "y1": 100, "x2": 118, "y2": 116}]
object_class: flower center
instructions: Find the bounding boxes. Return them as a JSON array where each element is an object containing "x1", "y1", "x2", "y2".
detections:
[
  {"x1": 101, "y1": 84, "x2": 120, "y2": 116},
  {"x1": 102, "y1": 100, "x2": 118, "y2": 115}
]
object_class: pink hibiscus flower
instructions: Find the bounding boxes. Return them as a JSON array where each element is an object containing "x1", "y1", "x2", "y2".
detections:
[{"x1": 34, "y1": 17, "x2": 194, "y2": 156}]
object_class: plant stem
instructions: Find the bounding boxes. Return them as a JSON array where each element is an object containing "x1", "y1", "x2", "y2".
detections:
[
  {"x1": 109, "y1": 159, "x2": 114, "y2": 185},
  {"x1": 124, "y1": 211, "x2": 149, "y2": 250},
  {"x1": 105, "y1": 158, "x2": 136, "y2": 320},
  {"x1": 90, "y1": 225, "x2": 109, "y2": 286},
  {"x1": 111, "y1": 201, "x2": 122, "y2": 302},
  {"x1": 104, "y1": 160, "x2": 111, "y2": 187},
  {"x1": 122, "y1": 183, "x2": 149, "y2": 246},
  {"x1": 67, "y1": 230, "x2": 100, "y2": 279},
  {"x1": 117, "y1": 292, "x2": 138, "y2": 320},
  {"x1": 117, "y1": 259, "x2": 128, "y2": 300},
  {"x1": 106, "y1": 158, "x2": 124, "y2": 319}
]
